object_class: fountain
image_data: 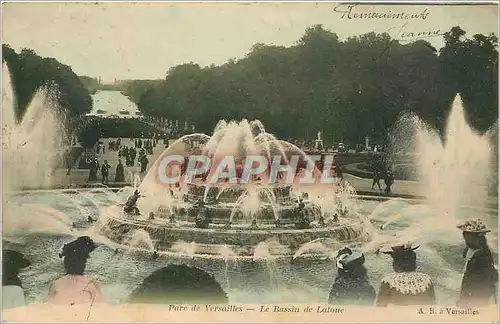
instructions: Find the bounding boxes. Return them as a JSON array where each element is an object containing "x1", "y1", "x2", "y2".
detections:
[
  {"x1": 97, "y1": 120, "x2": 369, "y2": 259},
  {"x1": 2, "y1": 63, "x2": 67, "y2": 193},
  {"x1": 1, "y1": 64, "x2": 496, "y2": 306},
  {"x1": 389, "y1": 94, "x2": 494, "y2": 226}
]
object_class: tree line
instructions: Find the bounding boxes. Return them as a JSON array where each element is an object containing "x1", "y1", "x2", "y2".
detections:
[
  {"x1": 124, "y1": 25, "x2": 498, "y2": 146},
  {"x1": 2, "y1": 44, "x2": 92, "y2": 123}
]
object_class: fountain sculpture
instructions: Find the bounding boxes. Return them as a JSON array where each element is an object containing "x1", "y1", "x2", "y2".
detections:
[{"x1": 98, "y1": 120, "x2": 369, "y2": 258}]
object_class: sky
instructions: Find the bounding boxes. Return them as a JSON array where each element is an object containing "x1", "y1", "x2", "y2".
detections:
[{"x1": 2, "y1": 2, "x2": 498, "y2": 82}]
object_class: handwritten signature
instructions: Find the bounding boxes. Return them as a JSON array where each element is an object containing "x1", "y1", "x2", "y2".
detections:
[
  {"x1": 334, "y1": 4, "x2": 430, "y2": 21},
  {"x1": 388, "y1": 22, "x2": 445, "y2": 42}
]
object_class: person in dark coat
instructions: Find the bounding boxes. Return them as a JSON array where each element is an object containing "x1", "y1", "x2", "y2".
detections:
[
  {"x1": 376, "y1": 243, "x2": 436, "y2": 306},
  {"x1": 328, "y1": 247, "x2": 376, "y2": 306},
  {"x1": 384, "y1": 170, "x2": 394, "y2": 194},
  {"x1": 101, "y1": 160, "x2": 110, "y2": 185},
  {"x1": 88, "y1": 158, "x2": 98, "y2": 181},
  {"x1": 115, "y1": 159, "x2": 125, "y2": 182},
  {"x1": 140, "y1": 155, "x2": 149, "y2": 173},
  {"x1": 456, "y1": 218, "x2": 498, "y2": 307},
  {"x1": 372, "y1": 168, "x2": 382, "y2": 190},
  {"x1": 2, "y1": 250, "x2": 31, "y2": 309}
]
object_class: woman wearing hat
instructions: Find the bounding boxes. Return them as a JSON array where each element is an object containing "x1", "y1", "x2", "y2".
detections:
[
  {"x1": 376, "y1": 243, "x2": 436, "y2": 306},
  {"x1": 2, "y1": 249, "x2": 31, "y2": 309},
  {"x1": 48, "y1": 236, "x2": 105, "y2": 305},
  {"x1": 328, "y1": 247, "x2": 376, "y2": 306},
  {"x1": 457, "y1": 218, "x2": 498, "y2": 307}
]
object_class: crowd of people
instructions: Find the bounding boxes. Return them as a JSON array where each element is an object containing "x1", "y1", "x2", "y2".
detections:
[
  {"x1": 86, "y1": 136, "x2": 160, "y2": 184},
  {"x1": 3, "y1": 218, "x2": 496, "y2": 309}
]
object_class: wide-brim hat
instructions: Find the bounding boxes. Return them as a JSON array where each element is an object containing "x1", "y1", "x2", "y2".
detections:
[
  {"x1": 382, "y1": 242, "x2": 420, "y2": 255},
  {"x1": 59, "y1": 236, "x2": 97, "y2": 258},
  {"x1": 2, "y1": 250, "x2": 31, "y2": 270},
  {"x1": 456, "y1": 218, "x2": 491, "y2": 234},
  {"x1": 336, "y1": 247, "x2": 365, "y2": 270}
]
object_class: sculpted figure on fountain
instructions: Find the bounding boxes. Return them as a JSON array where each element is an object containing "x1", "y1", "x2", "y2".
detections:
[
  {"x1": 124, "y1": 190, "x2": 141, "y2": 215},
  {"x1": 194, "y1": 200, "x2": 210, "y2": 229},
  {"x1": 294, "y1": 198, "x2": 311, "y2": 229}
]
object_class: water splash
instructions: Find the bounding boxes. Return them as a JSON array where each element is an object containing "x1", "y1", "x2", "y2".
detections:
[
  {"x1": 391, "y1": 94, "x2": 493, "y2": 224},
  {"x1": 125, "y1": 229, "x2": 155, "y2": 252},
  {"x1": 2, "y1": 63, "x2": 67, "y2": 193},
  {"x1": 171, "y1": 241, "x2": 197, "y2": 259}
]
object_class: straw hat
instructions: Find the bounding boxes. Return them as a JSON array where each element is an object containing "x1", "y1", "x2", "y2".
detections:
[{"x1": 456, "y1": 218, "x2": 491, "y2": 234}]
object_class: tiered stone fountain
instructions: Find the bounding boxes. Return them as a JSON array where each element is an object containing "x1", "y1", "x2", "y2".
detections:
[{"x1": 98, "y1": 120, "x2": 369, "y2": 259}]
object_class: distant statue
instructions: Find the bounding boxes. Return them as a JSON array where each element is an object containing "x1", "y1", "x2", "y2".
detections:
[
  {"x1": 48, "y1": 236, "x2": 105, "y2": 306},
  {"x1": 169, "y1": 214, "x2": 176, "y2": 224},
  {"x1": 329, "y1": 247, "x2": 376, "y2": 306},
  {"x1": 250, "y1": 219, "x2": 258, "y2": 229},
  {"x1": 376, "y1": 243, "x2": 436, "y2": 307},
  {"x1": 87, "y1": 216, "x2": 96, "y2": 224},
  {"x1": 274, "y1": 218, "x2": 281, "y2": 228},
  {"x1": 317, "y1": 131, "x2": 322, "y2": 141},
  {"x1": 152, "y1": 249, "x2": 159, "y2": 260},
  {"x1": 456, "y1": 218, "x2": 498, "y2": 307},
  {"x1": 148, "y1": 212, "x2": 155, "y2": 220},
  {"x1": 295, "y1": 200, "x2": 311, "y2": 229},
  {"x1": 124, "y1": 190, "x2": 141, "y2": 215}
]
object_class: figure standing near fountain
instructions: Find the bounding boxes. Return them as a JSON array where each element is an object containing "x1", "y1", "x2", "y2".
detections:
[
  {"x1": 2, "y1": 250, "x2": 31, "y2": 309},
  {"x1": 328, "y1": 247, "x2": 376, "y2": 306},
  {"x1": 371, "y1": 168, "x2": 382, "y2": 191},
  {"x1": 376, "y1": 243, "x2": 436, "y2": 307},
  {"x1": 88, "y1": 158, "x2": 98, "y2": 181},
  {"x1": 456, "y1": 218, "x2": 498, "y2": 307},
  {"x1": 48, "y1": 236, "x2": 105, "y2": 306},
  {"x1": 101, "y1": 160, "x2": 111, "y2": 185},
  {"x1": 124, "y1": 190, "x2": 141, "y2": 215},
  {"x1": 384, "y1": 169, "x2": 394, "y2": 194},
  {"x1": 140, "y1": 155, "x2": 149, "y2": 173},
  {"x1": 115, "y1": 159, "x2": 125, "y2": 182}
]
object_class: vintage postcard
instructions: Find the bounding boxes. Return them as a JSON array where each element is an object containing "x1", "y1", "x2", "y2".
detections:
[{"x1": 1, "y1": 1, "x2": 498, "y2": 322}]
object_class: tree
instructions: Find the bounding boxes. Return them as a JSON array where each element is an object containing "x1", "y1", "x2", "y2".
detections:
[{"x1": 2, "y1": 44, "x2": 93, "y2": 122}]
